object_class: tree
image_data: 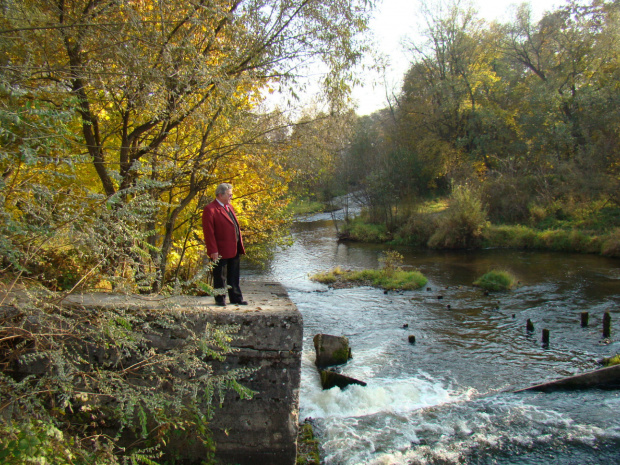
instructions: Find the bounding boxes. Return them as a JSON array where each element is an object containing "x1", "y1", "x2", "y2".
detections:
[
  {"x1": 285, "y1": 108, "x2": 356, "y2": 201},
  {"x1": 501, "y1": 0, "x2": 620, "y2": 205},
  {"x1": 0, "y1": 0, "x2": 374, "y2": 291}
]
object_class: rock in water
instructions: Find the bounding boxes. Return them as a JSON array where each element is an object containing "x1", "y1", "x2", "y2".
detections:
[
  {"x1": 319, "y1": 370, "x2": 367, "y2": 390},
  {"x1": 313, "y1": 333, "x2": 352, "y2": 368}
]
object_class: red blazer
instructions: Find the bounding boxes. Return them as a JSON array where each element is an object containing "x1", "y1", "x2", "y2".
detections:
[{"x1": 202, "y1": 200, "x2": 245, "y2": 259}]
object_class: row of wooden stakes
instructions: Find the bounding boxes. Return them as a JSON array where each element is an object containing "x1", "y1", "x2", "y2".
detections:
[{"x1": 526, "y1": 311, "x2": 613, "y2": 347}]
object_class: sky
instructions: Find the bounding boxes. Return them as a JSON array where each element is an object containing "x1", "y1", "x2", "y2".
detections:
[{"x1": 352, "y1": 0, "x2": 563, "y2": 115}]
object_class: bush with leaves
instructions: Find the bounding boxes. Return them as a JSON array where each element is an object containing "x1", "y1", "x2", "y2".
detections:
[
  {"x1": 0, "y1": 291, "x2": 255, "y2": 464},
  {"x1": 428, "y1": 185, "x2": 489, "y2": 249},
  {"x1": 0, "y1": 40, "x2": 259, "y2": 465}
]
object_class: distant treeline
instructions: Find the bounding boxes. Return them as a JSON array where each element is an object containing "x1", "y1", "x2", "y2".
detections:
[{"x1": 320, "y1": 1, "x2": 620, "y2": 242}]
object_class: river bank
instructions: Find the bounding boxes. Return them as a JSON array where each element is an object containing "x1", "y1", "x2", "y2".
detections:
[{"x1": 338, "y1": 210, "x2": 620, "y2": 258}]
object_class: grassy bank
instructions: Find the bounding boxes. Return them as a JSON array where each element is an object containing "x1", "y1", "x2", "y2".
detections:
[
  {"x1": 340, "y1": 197, "x2": 620, "y2": 258},
  {"x1": 288, "y1": 199, "x2": 327, "y2": 216}
]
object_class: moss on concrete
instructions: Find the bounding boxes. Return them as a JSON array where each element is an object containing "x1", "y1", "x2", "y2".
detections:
[{"x1": 296, "y1": 422, "x2": 320, "y2": 465}]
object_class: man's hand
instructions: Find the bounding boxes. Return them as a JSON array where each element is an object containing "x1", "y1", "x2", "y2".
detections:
[{"x1": 210, "y1": 252, "x2": 220, "y2": 261}]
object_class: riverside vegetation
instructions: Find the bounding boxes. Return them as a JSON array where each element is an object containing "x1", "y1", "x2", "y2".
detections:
[
  {"x1": 0, "y1": 0, "x2": 373, "y2": 462},
  {"x1": 473, "y1": 270, "x2": 519, "y2": 292},
  {"x1": 311, "y1": 251, "x2": 428, "y2": 291},
  {"x1": 3, "y1": 0, "x2": 620, "y2": 462},
  {"x1": 289, "y1": 1, "x2": 620, "y2": 261},
  {"x1": 338, "y1": 187, "x2": 620, "y2": 258}
]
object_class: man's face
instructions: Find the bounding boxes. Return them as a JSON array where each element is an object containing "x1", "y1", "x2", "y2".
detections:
[{"x1": 218, "y1": 188, "x2": 233, "y2": 206}]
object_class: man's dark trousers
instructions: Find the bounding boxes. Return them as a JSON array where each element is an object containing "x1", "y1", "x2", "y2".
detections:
[{"x1": 212, "y1": 255, "x2": 243, "y2": 304}]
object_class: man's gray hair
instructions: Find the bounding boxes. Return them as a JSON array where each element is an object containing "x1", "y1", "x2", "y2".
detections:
[{"x1": 215, "y1": 183, "x2": 233, "y2": 197}]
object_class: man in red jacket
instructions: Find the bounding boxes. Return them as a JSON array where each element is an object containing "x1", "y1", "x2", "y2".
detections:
[{"x1": 202, "y1": 183, "x2": 247, "y2": 306}]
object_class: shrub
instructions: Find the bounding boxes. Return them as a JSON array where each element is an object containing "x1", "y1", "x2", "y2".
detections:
[
  {"x1": 601, "y1": 228, "x2": 620, "y2": 257},
  {"x1": 0, "y1": 296, "x2": 254, "y2": 464},
  {"x1": 343, "y1": 218, "x2": 390, "y2": 242},
  {"x1": 379, "y1": 250, "x2": 404, "y2": 276},
  {"x1": 0, "y1": 419, "x2": 87, "y2": 465},
  {"x1": 483, "y1": 175, "x2": 533, "y2": 224},
  {"x1": 428, "y1": 185, "x2": 489, "y2": 249},
  {"x1": 473, "y1": 269, "x2": 518, "y2": 291},
  {"x1": 393, "y1": 210, "x2": 439, "y2": 246}
]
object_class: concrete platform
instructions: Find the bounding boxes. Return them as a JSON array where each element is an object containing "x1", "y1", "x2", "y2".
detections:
[
  {"x1": 6, "y1": 278, "x2": 303, "y2": 465},
  {"x1": 515, "y1": 364, "x2": 620, "y2": 393}
]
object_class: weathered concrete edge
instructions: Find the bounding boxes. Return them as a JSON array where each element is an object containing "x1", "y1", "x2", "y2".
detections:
[
  {"x1": 9, "y1": 279, "x2": 303, "y2": 465},
  {"x1": 515, "y1": 364, "x2": 620, "y2": 392}
]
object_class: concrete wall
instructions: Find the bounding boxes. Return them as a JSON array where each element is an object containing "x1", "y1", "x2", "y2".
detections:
[{"x1": 45, "y1": 280, "x2": 302, "y2": 465}]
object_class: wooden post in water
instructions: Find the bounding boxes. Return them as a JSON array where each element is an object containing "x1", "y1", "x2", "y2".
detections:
[
  {"x1": 526, "y1": 319, "x2": 535, "y2": 332},
  {"x1": 603, "y1": 312, "x2": 612, "y2": 338},
  {"x1": 581, "y1": 312, "x2": 589, "y2": 327},
  {"x1": 542, "y1": 329, "x2": 550, "y2": 347},
  {"x1": 408, "y1": 335, "x2": 416, "y2": 344}
]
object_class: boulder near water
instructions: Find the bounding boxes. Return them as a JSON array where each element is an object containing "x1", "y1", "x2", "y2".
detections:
[{"x1": 313, "y1": 333, "x2": 352, "y2": 368}]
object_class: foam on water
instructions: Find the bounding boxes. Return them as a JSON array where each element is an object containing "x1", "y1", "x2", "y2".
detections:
[
  {"x1": 300, "y1": 340, "x2": 467, "y2": 420},
  {"x1": 302, "y1": 366, "x2": 620, "y2": 465},
  {"x1": 302, "y1": 375, "x2": 455, "y2": 419}
]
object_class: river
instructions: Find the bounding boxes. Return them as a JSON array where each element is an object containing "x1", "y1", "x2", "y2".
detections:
[{"x1": 247, "y1": 210, "x2": 620, "y2": 464}]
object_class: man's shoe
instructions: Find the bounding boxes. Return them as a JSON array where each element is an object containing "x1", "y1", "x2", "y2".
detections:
[{"x1": 231, "y1": 301, "x2": 248, "y2": 305}]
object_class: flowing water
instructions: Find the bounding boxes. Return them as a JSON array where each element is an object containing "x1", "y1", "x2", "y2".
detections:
[{"x1": 247, "y1": 211, "x2": 620, "y2": 464}]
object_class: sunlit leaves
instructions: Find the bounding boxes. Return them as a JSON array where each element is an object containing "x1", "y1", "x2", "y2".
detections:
[{"x1": 0, "y1": 0, "x2": 374, "y2": 290}]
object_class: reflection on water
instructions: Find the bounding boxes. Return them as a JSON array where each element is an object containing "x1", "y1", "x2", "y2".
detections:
[{"x1": 247, "y1": 212, "x2": 620, "y2": 464}]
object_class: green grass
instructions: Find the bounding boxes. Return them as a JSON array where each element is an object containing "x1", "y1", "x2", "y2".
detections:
[
  {"x1": 602, "y1": 354, "x2": 620, "y2": 367},
  {"x1": 482, "y1": 225, "x2": 615, "y2": 255},
  {"x1": 296, "y1": 422, "x2": 320, "y2": 465},
  {"x1": 287, "y1": 199, "x2": 327, "y2": 216},
  {"x1": 418, "y1": 198, "x2": 449, "y2": 214},
  {"x1": 311, "y1": 266, "x2": 428, "y2": 291},
  {"x1": 341, "y1": 218, "x2": 390, "y2": 242},
  {"x1": 473, "y1": 269, "x2": 519, "y2": 291}
]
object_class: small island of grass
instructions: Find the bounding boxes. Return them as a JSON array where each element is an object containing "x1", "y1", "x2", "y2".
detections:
[
  {"x1": 310, "y1": 251, "x2": 428, "y2": 291},
  {"x1": 473, "y1": 269, "x2": 519, "y2": 291}
]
